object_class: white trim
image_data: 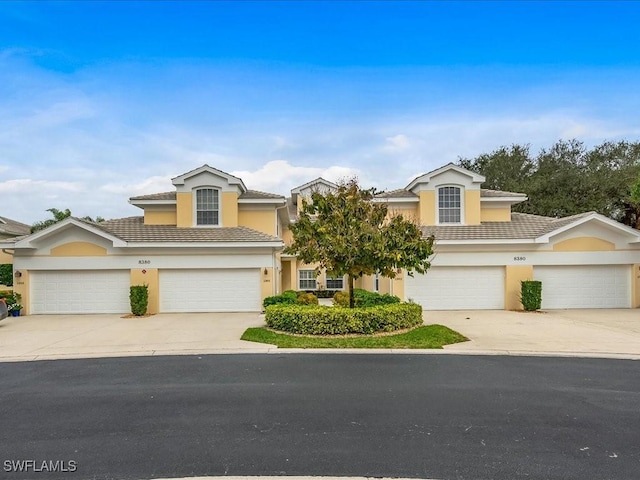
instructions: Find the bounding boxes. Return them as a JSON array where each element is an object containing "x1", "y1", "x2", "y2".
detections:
[
  {"x1": 238, "y1": 198, "x2": 286, "y2": 205},
  {"x1": 14, "y1": 218, "x2": 127, "y2": 248},
  {"x1": 193, "y1": 187, "x2": 221, "y2": 227},
  {"x1": 298, "y1": 269, "x2": 317, "y2": 290},
  {"x1": 406, "y1": 164, "x2": 485, "y2": 192},
  {"x1": 172, "y1": 164, "x2": 247, "y2": 192},
  {"x1": 126, "y1": 241, "x2": 283, "y2": 248},
  {"x1": 129, "y1": 199, "x2": 177, "y2": 207},
  {"x1": 480, "y1": 196, "x2": 527, "y2": 203},
  {"x1": 436, "y1": 185, "x2": 464, "y2": 225},
  {"x1": 536, "y1": 213, "x2": 640, "y2": 243},
  {"x1": 372, "y1": 197, "x2": 419, "y2": 203}
]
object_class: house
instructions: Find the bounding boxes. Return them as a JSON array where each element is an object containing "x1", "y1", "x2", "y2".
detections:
[
  {"x1": 0, "y1": 216, "x2": 30, "y2": 265},
  {"x1": 2, "y1": 163, "x2": 639, "y2": 315}
]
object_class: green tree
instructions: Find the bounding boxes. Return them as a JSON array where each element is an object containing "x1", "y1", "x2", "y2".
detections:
[
  {"x1": 284, "y1": 179, "x2": 435, "y2": 308},
  {"x1": 31, "y1": 208, "x2": 105, "y2": 233},
  {"x1": 459, "y1": 139, "x2": 640, "y2": 227}
]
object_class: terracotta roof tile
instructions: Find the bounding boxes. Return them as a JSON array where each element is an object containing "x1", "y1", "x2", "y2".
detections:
[{"x1": 130, "y1": 191, "x2": 176, "y2": 201}]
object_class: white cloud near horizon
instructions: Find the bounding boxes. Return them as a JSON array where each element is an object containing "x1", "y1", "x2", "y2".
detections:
[{"x1": 1, "y1": 53, "x2": 640, "y2": 223}]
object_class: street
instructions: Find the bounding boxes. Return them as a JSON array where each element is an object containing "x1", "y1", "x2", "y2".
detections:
[{"x1": 1, "y1": 354, "x2": 639, "y2": 480}]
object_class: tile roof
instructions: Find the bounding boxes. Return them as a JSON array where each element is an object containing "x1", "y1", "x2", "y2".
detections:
[
  {"x1": 422, "y1": 212, "x2": 597, "y2": 241},
  {"x1": 0, "y1": 216, "x2": 31, "y2": 236},
  {"x1": 375, "y1": 189, "x2": 418, "y2": 199},
  {"x1": 130, "y1": 190, "x2": 284, "y2": 201},
  {"x1": 374, "y1": 188, "x2": 526, "y2": 199},
  {"x1": 239, "y1": 190, "x2": 285, "y2": 200},
  {"x1": 130, "y1": 191, "x2": 176, "y2": 201},
  {"x1": 480, "y1": 189, "x2": 527, "y2": 198},
  {"x1": 96, "y1": 217, "x2": 282, "y2": 243}
]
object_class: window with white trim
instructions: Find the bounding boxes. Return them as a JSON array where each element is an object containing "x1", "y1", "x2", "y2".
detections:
[
  {"x1": 299, "y1": 270, "x2": 316, "y2": 290},
  {"x1": 438, "y1": 186, "x2": 461, "y2": 224},
  {"x1": 196, "y1": 188, "x2": 219, "y2": 226},
  {"x1": 326, "y1": 276, "x2": 344, "y2": 290}
]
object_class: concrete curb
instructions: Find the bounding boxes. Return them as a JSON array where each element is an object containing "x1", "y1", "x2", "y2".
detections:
[{"x1": 1, "y1": 347, "x2": 640, "y2": 363}]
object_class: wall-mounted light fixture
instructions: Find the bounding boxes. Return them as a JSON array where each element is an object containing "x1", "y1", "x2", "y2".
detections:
[
  {"x1": 263, "y1": 268, "x2": 268, "y2": 275},
  {"x1": 14, "y1": 270, "x2": 22, "y2": 278}
]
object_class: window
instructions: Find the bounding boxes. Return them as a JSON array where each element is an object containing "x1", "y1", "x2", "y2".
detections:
[
  {"x1": 438, "y1": 186, "x2": 461, "y2": 224},
  {"x1": 326, "y1": 276, "x2": 344, "y2": 290},
  {"x1": 196, "y1": 188, "x2": 219, "y2": 226},
  {"x1": 299, "y1": 270, "x2": 316, "y2": 290}
]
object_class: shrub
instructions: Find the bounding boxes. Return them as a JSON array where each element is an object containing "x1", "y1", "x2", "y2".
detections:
[
  {"x1": 296, "y1": 292, "x2": 319, "y2": 305},
  {"x1": 332, "y1": 288, "x2": 401, "y2": 307},
  {"x1": 265, "y1": 302, "x2": 423, "y2": 335},
  {"x1": 130, "y1": 284, "x2": 149, "y2": 316},
  {"x1": 306, "y1": 289, "x2": 334, "y2": 298},
  {"x1": 0, "y1": 264, "x2": 13, "y2": 287},
  {"x1": 521, "y1": 280, "x2": 542, "y2": 311},
  {"x1": 263, "y1": 290, "x2": 298, "y2": 308}
]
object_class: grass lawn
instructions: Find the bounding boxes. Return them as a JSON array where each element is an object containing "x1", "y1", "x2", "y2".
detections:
[{"x1": 241, "y1": 325, "x2": 468, "y2": 349}]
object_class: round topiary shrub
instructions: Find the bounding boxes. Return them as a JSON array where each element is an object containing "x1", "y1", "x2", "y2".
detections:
[{"x1": 296, "y1": 292, "x2": 319, "y2": 305}]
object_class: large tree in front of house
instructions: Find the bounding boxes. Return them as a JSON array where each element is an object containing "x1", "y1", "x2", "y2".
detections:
[{"x1": 284, "y1": 179, "x2": 435, "y2": 308}]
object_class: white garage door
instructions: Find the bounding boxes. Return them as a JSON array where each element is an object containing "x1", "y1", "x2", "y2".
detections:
[
  {"x1": 31, "y1": 270, "x2": 130, "y2": 314},
  {"x1": 160, "y1": 269, "x2": 261, "y2": 312},
  {"x1": 535, "y1": 265, "x2": 631, "y2": 309},
  {"x1": 405, "y1": 266, "x2": 505, "y2": 310}
]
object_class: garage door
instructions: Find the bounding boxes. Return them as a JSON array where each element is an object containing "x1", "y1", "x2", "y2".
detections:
[
  {"x1": 534, "y1": 265, "x2": 631, "y2": 309},
  {"x1": 159, "y1": 269, "x2": 261, "y2": 312},
  {"x1": 404, "y1": 266, "x2": 505, "y2": 310},
  {"x1": 31, "y1": 270, "x2": 130, "y2": 314}
]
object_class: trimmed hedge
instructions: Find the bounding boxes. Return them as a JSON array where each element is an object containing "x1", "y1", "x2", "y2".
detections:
[
  {"x1": 130, "y1": 285, "x2": 149, "y2": 316},
  {"x1": 0, "y1": 264, "x2": 13, "y2": 286},
  {"x1": 265, "y1": 302, "x2": 423, "y2": 335},
  {"x1": 263, "y1": 290, "x2": 319, "y2": 308},
  {"x1": 333, "y1": 288, "x2": 401, "y2": 307},
  {"x1": 521, "y1": 280, "x2": 542, "y2": 311}
]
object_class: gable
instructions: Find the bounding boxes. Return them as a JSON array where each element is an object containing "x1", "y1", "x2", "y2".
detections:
[{"x1": 544, "y1": 216, "x2": 640, "y2": 250}]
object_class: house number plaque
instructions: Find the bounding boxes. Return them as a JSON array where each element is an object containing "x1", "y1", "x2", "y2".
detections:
[
  {"x1": 138, "y1": 260, "x2": 151, "y2": 265},
  {"x1": 513, "y1": 256, "x2": 527, "y2": 262}
]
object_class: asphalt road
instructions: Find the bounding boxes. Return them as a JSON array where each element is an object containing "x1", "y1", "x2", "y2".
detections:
[{"x1": 1, "y1": 354, "x2": 639, "y2": 480}]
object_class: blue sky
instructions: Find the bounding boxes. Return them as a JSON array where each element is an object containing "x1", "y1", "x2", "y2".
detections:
[{"x1": 1, "y1": 1, "x2": 640, "y2": 222}]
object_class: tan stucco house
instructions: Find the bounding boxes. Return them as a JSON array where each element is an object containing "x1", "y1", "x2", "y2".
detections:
[{"x1": 2, "y1": 163, "x2": 639, "y2": 314}]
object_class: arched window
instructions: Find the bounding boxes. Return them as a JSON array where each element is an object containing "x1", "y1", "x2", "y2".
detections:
[
  {"x1": 438, "y1": 186, "x2": 461, "y2": 224},
  {"x1": 195, "y1": 188, "x2": 219, "y2": 226}
]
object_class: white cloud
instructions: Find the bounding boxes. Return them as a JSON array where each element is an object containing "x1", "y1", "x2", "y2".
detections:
[
  {"x1": 383, "y1": 134, "x2": 410, "y2": 153},
  {"x1": 231, "y1": 160, "x2": 361, "y2": 195},
  {"x1": 100, "y1": 175, "x2": 174, "y2": 195}
]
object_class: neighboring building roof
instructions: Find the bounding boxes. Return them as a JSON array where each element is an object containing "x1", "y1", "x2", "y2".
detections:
[
  {"x1": 0, "y1": 216, "x2": 31, "y2": 237},
  {"x1": 421, "y1": 212, "x2": 597, "y2": 241},
  {"x1": 97, "y1": 216, "x2": 281, "y2": 243}
]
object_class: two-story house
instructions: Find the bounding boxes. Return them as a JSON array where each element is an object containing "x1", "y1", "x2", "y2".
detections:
[{"x1": 3, "y1": 163, "x2": 640, "y2": 314}]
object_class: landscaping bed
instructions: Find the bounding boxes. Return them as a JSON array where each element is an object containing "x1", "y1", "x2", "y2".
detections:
[{"x1": 241, "y1": 325, "x2": 468, "y2": 349}]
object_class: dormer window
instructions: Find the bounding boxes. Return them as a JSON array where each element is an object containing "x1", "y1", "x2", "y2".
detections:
[
  {"x1": 196, "y1": 188, "x2": 219, "y2": 226},
  {"x1": 438, "y1": 186, "x2": 462, "y2": 224}
]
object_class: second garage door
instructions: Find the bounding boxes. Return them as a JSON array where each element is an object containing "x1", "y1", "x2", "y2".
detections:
[
  {"x1": 159, "y1": 269, "x2": 261, "y2": 312},
  {"x1": 404, "y1": 266, "x2": 505, "y2": 310},
  {"x1": 534, "y1": 265, "x2": 631, "y2": 309}
]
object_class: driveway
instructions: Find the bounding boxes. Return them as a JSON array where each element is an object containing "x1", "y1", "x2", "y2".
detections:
[
  {"x1": 0, "y1": 313, "x2": 270, "y2": 362},
  {"x1": 1, "y1": 309, "x2": 639, "y2": 362},
  {"x1": 430, "y1": 309, "x2": 640, "y2": 359}
]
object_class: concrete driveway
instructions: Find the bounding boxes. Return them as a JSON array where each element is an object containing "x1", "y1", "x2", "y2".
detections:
[
  {"x1": 0, "y1": 312, "x2": 271, "y2": 362},
  {"x1": 430, "y1": 309, "x2": 640, "y2": 359},
  {"x1": 1, "y1": 309, "x2": 639, "y2": 362}
]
